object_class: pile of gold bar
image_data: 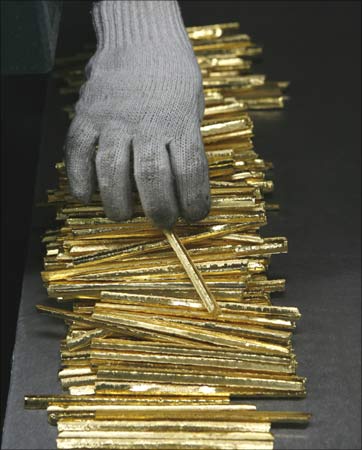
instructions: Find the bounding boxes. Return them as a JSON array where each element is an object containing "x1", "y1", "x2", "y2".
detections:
[{"x1": 25, "y1": 23, "x2": 309, "y2": 450}]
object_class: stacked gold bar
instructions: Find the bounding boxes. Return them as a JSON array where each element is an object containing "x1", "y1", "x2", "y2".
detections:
[{"x1": 26, "y1": 23, "x2": 309, "y2": 449}]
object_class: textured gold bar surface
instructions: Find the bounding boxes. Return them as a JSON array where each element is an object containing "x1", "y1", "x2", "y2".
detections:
[
  {"x1": 58, "y1": 430, "x2": 274, "y2": 440},
  {"x1": 57, "y1": 438, "x2": 274, "y2": 450},
  {"x1": 95, "y1": 408, "x2": 311, "y2": 424},
  {"x1": 57, "y1": 419, "x2": 271, "y2": 433},
  {"x1": 163, "y1": 229, "x2": 220, "y2": 316}
]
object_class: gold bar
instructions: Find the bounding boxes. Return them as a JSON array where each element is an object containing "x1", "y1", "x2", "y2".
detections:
[
  {"x1": 48, "y1": 401, "x2": 237, "y2": 414},
  {"x1": 94, "y1": 382, "x2": 231, "y2": 396},
  {"x1": 68, "y1": 386, "x2": 96, "y2": 396},
  {"x1": 60, "y1": 375, "x2": 97, "y2": 389},
  {"x1": 201, "y1": 118, "x2": 252, "y2": 137},
  {"x1": 57, "y1": 419, "x2": 271, "y2": 433},
  {"x1": 204, "y1": 103, "x2": 246, "y2": 118},
  {"x1": 91, "y1": 360, "x2": 299, "y2": 382},
  {"x1": 90, "y1": 350, "x2": 294, "y2": 374},
  {"x1": 100, "y1": 291, "x2": 203, "y2": 309},
  {"x1": 187, "y1": 23, "x2": 241, "y2": 40},
  {"x1": 48, "y1": 412, "x2": 95, "y2": 425},
  {"x1": 203, "y1": 129, "x2": 253, "y2": 144},
  {"x1": 59, "y1": 367, "x2": 94, "y2": 378},
  {"x1": 203, "y1": 75, "x2": 265, "y2": 88},
  {"x1": 57, "y1": 437, "x2": 273, "y2": 450},
  {"x1": 94, "y1": 406, "x2": 310, "y2": 423},
  {"x1": 163, "y1": 229, "x2": 220, "y2": 316},
  {"x1": 25, "y1": 395, "x2": 221, "y2": 409},
  {"x1": 94, "y1": 381, "x2": 305, "y2": 398},
  {"x1": 96, "y1": 367, "x2": 305, "y2": 392},
  {"x1": 58, "y1": 430, "x2": 274, "y2": 441}
]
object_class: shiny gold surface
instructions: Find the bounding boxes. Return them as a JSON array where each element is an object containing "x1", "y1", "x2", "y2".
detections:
[
  {"x1": 163, "y1": 229, "x2": 220, "y2": 316},
  {"x1": 57, "y1": 438, "x2": 274, "y2": 450},
  {"x1": 95, "y1": 407, "x2": 311, "y2": 423},
  {"x1": 57, "y1": 419, "x2": 271, "y2": 433}
]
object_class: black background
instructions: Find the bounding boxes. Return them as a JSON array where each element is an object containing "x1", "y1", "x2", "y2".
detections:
[{"x1": 1, "y1": 1, "x2": 361, "y2": 448}]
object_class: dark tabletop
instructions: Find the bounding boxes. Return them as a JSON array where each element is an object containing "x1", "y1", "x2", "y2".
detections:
[{"x1": 1, "y1": 2, "x2": 361, "y2": 449}]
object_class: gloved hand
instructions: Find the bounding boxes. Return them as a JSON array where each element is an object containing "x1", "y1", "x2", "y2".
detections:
[{"x1": 65, "y1": 0, "x2": 210, "y2": 229}]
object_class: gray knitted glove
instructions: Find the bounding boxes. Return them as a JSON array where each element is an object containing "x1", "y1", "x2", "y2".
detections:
[{"x1": 65, "y1": 0, "x2": 210, "y2": 229}]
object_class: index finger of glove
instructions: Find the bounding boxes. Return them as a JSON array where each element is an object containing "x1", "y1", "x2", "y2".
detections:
[{"x1": 65, "y1": 116, "x2": 98, "y2": 203}]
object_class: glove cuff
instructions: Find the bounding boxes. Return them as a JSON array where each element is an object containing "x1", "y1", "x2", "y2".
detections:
[{"x1": 92, "y1": 1, "x2": 192, "y2": 51}]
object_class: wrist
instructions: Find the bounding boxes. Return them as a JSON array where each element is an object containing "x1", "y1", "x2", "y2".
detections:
[{"x1": 92, "y1": 0, "x2": 192, "y2": 51}]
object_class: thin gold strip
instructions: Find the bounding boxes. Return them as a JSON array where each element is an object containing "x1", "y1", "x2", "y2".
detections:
[
  {"x1": 58, "y1": 430, "x2": 274, "y2": 441},
  {"x1": 57, "y1": 437, "x2": 273, "y2": 450},
  {"x1": 57, "y1": 419, "x2": 271, "y2": 433},
  {"x1": 163, "y1": 229, "x2": 220, "y2": 316}
]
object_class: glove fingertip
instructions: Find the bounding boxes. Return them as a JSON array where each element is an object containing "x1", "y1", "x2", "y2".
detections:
[{"x1": 68, "y1": 178, "x2": 94, "y2": 205}]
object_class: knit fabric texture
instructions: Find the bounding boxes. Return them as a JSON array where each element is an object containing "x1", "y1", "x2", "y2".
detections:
[{"x1": 65, "y1": 0, "x2": 210, "y2": 228}]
